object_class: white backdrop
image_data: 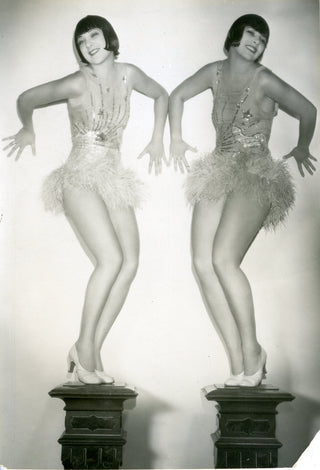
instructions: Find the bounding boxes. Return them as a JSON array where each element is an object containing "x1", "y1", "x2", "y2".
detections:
[{"x1": 0, "y1": 0, "x2": 319, "y2": 468}]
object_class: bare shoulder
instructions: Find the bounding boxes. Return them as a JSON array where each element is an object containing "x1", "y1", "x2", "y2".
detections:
[
  {"x1": 65, "y1": 70, "x2": 87, "y2": 93},
  {"x1": 258, "y1": 67, "x2": 283, "y2": 90},
  {"x1": 196, "y1": 61, "x2": 220, "y2": 77},
  {"x1": 47, "y1": 70, "x2": 88, "y2": 100},
  {"x1": 194, "y1": 61, "x2": 223, "y2": 87},
  {"x1": 118, "y1": 62, "x2": 138, "y2": 75},
  {"x1": 120, "y1": 62, "x2": 151, "y2": 85}
]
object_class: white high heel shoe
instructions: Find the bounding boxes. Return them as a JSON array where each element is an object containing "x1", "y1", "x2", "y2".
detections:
[
  {"x1": 240, "y1": 348, "x2": 267, "y2": 387},
  {"x1": 224, "y1": 372, "x2": 244, "y2": 387},
  {"x1": 67, "y1": 345, "x2": 102, "y2": 385},
  {"x1": 94, "y1": 369, "x2": 114, "y2": 385}
]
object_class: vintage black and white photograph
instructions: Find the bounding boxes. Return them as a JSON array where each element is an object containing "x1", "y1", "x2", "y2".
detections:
[{"x1": 1, "y1": 0, "x2": 319, "y2": 469}]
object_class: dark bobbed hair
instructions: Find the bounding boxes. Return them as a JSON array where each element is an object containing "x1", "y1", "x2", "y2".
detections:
[
  {"x1": 74, "y1": 15, "x2": 119, "y2": 63},
  {"x1": 224, "y1": 14, "x2": 270, "y2": 62}
]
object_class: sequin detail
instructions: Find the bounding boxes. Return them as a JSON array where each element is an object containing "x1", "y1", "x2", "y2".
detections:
[
  {"x1": 185, "y1": 62, "x2": 295, "y2": 230},
  {"x1": 42, "y1": 65, "x2": 144, "y2": 212}
]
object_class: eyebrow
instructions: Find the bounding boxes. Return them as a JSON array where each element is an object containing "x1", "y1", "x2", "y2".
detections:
[
  {"x1": 246, "y1": 27, "x2": 267, "y2": 40},
  {"x1": 77, "y1": 28, "x2": 100, "y2": 39}
]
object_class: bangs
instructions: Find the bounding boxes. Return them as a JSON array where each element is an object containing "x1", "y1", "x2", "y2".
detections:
[
  {"x1": 245, "y1": 16, "x2": 269, "y2": 39},
  {"x1": 74, "y1": 16, "x2": 105, "y2": 40}
]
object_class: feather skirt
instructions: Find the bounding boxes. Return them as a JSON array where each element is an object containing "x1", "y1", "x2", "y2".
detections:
[
  {"x1": 41, "y1": 145, "x2": 144, "y2": 213},
  {"x1": 185, "y1": 148, "x2": 295, "y2": 230}
]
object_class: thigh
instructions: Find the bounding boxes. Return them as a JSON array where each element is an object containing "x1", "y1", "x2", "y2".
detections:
[
  {"x1": 107, "y1": 206, "x2": 139, "y2": 261},
  {"x1": 191, "y1": 199, "x2": 224, "y2": 260},
  {"x1": 213, "y1": 191, "x2": 271, "y2": 265},
  {"x1": 63, "y1": 187, "x2": 121, "y2": 262}
]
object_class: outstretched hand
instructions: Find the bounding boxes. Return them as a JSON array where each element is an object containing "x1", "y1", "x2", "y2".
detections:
[
  {"x1": 283, "y1": 146, "x2": 317, "y2": 177},
  {"x1": 169, "y1": 138, "x2": 197, "y2": 173},
  {"x1": 3, "y1": 128, "x2": 36, "y2": 161},
  {"x1": 138, "y1": 140, "x2": 168, "y2": 176}
]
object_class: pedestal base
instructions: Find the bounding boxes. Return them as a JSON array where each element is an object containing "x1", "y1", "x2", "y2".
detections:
[
  {"x1": 204, "y1": 384, "x2": 294, "y2": 469},
  {"x1": 49, "y1": 381, "x2": 137, "y2": 469}
]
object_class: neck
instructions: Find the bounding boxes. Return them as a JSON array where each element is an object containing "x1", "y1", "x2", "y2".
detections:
[
  {"x1": 88, "y1": 53, "x2": 115, "y2": 79},
  {"x1": 226, "y1": 49, "x2": 258, "y2": 75}
]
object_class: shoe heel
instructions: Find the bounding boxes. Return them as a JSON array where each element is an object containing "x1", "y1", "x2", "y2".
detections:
[
  {"x1": 67, "y1": 355, "x2": 76, "y2": 373},
  {"x1": 66, "y1": 356, "x2": 77, "y2": 381}
]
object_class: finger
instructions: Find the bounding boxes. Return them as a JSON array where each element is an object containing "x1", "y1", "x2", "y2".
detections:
[
  {"x1": 174, "y1": 156, "x2": 178, "y2": 172},
  {"x1": 137, "y1": 150, "x2": 147, "y2": 160},
  {"x1": 188, "y1": 145, "x2": 198, "y2": 153},
  {"x1": 303, "y1": 164, "x2": 313, "y2": 175},
  {"x1": 306, "y1": 160, "x2": 316, "y2": 171},
  {"x1": 282, "y1": 153, "x2": 293, "y2": 160},
  {"x1": 2, "y1": 135, "x2": 17, "y2": 141},
  {"x1": 182, "y1": 156, "x2": 190, "y2": 172},
  {"x1": 178, "y1": 159, "x2": 184, "y2": 174},
  {"x1": 3, "y1": 141, "x2": 16, "y2": 151},
  {"x1": 148, "y1": 158, "x2": 154, "y2": 174},
  {"x1": 298, "y1": 162, "x2": 304, "y2": 177},
  {"x1": 309, "y1": 155, "x2": 317, "y2": 162},
  {"x1": 8, "y1": 145, "x2": 18, "y2": 157},
  {"x1": 32, "y1": 144, "x2": 36, "y2": 156},
  {"x1": 15, "y1": 148, "x2": 24, "y2": 161},
  {"x1": 154, "y1": 158, "x2": 159, "y2": 176}
]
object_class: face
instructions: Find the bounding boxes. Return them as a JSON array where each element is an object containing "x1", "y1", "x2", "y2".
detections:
[
  {"x1": 76, "y1": 28, "x2": 110, "y2": 64},
  {"x1": 236, "y1": 26, "x2": 267, "y2": 61}
]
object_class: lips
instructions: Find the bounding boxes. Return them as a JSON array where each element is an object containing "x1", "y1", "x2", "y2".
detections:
[
  {"x1": 246, "y1": 45, "x2": 257, "y2": 53},
  {"x1": 89, "y1": 48, "x2": 99, "y2": 56}
]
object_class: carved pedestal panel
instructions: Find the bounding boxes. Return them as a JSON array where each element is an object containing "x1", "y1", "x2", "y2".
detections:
[
  {"x1": 49, "y1": 382, "x2": 137, "y2": 469},
  {"x1": 204, "y1": 384, "x2": 294, "y2": 469}
]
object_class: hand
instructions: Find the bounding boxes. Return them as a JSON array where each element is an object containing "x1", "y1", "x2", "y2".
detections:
[
  {"x1": 2, "y1": 128, "x2": 36, "y2": 161},
  {"x1": 169, "y1": 138, "x2": 197, "y2": 173},
  {"x1": 138, "y1": 140, "x2": 168, "y2": 176},
  {"x1": 283, "y1": 146, "x2": 317, "y2": 177}
]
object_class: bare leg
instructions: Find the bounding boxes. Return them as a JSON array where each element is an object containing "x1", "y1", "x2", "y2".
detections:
[
  {"x1": 63, "y1": 188, "x2": 123, "y2": 371},
  {"x1": 191, "y1": 200, "x2": 244, "y2": 375},
  {"x1": 94, "y1": 207, "x2": 139, "y2": 371},
  {"x1": 212, "y1": 191, "x2": 270, "y2": 375}
]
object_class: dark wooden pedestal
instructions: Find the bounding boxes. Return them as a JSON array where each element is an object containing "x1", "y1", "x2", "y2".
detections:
[
  {"x1": 204, "y1": 384, "x2": 294, "y2": 469},
  {"x1": 49, "y1": 382, "x2": 137, "y2": 469}
]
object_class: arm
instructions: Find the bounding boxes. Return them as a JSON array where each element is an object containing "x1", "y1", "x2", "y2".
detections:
[
  {"x1": 169, "y1": 63, "x2": 216, "y2": 172},
  {"x1": 260, "y1": 70, "x2": 317, "y2": 177},
  {"x1": 3, "y1": 72, "x2": 85, "y2": 160},
  {"x1": 126, "y1": 64, "x2": 168, "y2": 175}
]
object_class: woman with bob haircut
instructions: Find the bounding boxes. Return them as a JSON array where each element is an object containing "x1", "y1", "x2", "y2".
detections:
[
  {"x1": 4, "y1": 15, "x2": 168, "y2": 384},
  {"x1": 169, "y1": 14, "x2": 317, "y2": 386}
]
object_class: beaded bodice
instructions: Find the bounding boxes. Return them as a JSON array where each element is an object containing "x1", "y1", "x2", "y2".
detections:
[
  {"x1": 67, "y1": 64, "x2": 130, "y2": 151},
  {"x1": 212, "y1": 62, "x2": 275, "y2": 158}
]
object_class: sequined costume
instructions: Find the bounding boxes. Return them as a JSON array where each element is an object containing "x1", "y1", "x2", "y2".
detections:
[
  {"x1": 42, "y1": 64, "x2": 143, "y2": 213},
  {"x1": 185, "y1": 62, "x2": 295, "y2": 230}
]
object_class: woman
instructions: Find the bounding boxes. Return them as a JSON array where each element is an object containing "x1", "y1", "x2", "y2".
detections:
[
  {"x1": 4, "y1": 15, "x2": 168, "y2": 384},
  {"x1": 169, "y1": 14, "x2": 317, "y2": 386}
]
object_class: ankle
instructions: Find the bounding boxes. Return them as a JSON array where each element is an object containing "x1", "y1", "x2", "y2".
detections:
[
  {"x1": 74, "y1": 341, "x2": 95, "y2": 370},
  {"x1": 242, "y1": 343, "x2": 261, "y2": 358}
]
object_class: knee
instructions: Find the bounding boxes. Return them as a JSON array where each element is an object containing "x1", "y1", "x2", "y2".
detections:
[
  {"x1": 192, "y1": 255, "x2": 214, "y2": 283},
  {"x1": 120, "y1": 254, "x2": 139, "y2": 282},
  {"x1": 96, "y1": 251, "x2": 123, "y2": 278},
  {"x1": 212, "y1": 250, "x2": 238, "y2": 278}
]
